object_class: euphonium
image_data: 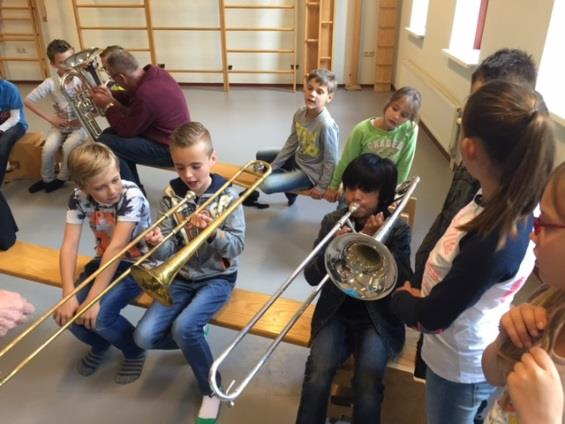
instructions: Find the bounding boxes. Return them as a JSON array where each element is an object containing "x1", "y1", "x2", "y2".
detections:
[{"x1": 59, "y1": 48, "x2": 109, "y2": 141}]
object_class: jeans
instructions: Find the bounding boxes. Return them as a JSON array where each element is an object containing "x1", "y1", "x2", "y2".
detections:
[
  {"x1": 42, "y1": 127, "x2": 88, "y2": 181},
  {"x1": 256, "y1": 149, "x2": 312, "y2": 194},
  {"x1": 426, "y1": 367, "x2": 495, "y2": 424},
  {"x1": 98, "y1": 128, "x2": 173, "y2": 187},
  {"x1": 0, "y1": 123, "x2": 26, "y2": 185},
  {"x1": 70, "y1": 260, "x2": 144, "y2": 358},
  {"x1": 296, "y1": 316, "x2": 390, "y2": 424},
  {"x1": 133, "y1": 277, "x2": 234, "y2": 395}
]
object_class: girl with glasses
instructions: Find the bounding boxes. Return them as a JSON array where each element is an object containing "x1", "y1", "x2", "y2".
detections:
[{"x1": 483, "y1": 161, "x2": 565, "y2": 424}]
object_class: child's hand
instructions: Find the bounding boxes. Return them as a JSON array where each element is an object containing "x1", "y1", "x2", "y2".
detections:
[
  {"x1": 188, "y1": 211, "x2": 214, "y2": 231},
  {"x1": 507, "y1": 346, "x2": 563, "y2": 424},
  {"x1": 53, "y1": 295, "x2": 80, "y2": 327},
  {"x1": 499, "y1": 303, "x2": 548, "y2": 349},
  {"x1": 75, "y1": 301, "x2": 100, "y2": 330},
  {"x1": 361, "y1": 212, "x2": 384, "y2": 235},
  {"x1": 335, "y1": 222, "x2": 354, "y2": 237},
  {"x1": 395, "y1": 281, "x2": 422, "y2": 298},
  {"x1": 324, "y1": 189, "x2": 340, "y2": 202},
  {"x1": 50, "y1": 115, "x2": 68, "y2": 129},
  {"x1": 309, "y1": 188, "x2": 325, "y2": 200},
  {"x1": 144, "y1": 227, "x2": 163, "y2": 246}
]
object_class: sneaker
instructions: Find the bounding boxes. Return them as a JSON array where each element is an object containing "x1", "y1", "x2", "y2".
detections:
[
  {"x1": 28, "y1": 180, "x2": 47, "y2": 193},
  {"x1": 284, "y1": 192, "x2": 298, "y2": 206},
  {"x1": 241, "y1": 190, "x2": 269, "y2": 209},
  {"x1": 240, "y1": 189, "x2": 259, "y2": 205},
  {"x1": 45, "y1": 179, "x2": 65, "y2": 193}
]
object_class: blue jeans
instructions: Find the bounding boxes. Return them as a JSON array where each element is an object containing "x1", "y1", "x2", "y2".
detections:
[
  {"x1": 296, "y1": 316, "x2": 390, "y2": 424},
  {"x1": 133, "y1": 277, "x2": 233, "y2": 395},
  {"x1": 70, "y1": 260, "x2": 144, "y2": 358},
  {"x1": 256, "y1": 149, "x2": 312, "y2": 194},
  {"x1": 98, "y1": 128, "x2": 173, "y2": 187},
  {"x1": 426, "y1": 367, "x2": 495, "y2": 424},
  {"x1": 0, "y1": 123, "x2": 26, "y2": 185}
]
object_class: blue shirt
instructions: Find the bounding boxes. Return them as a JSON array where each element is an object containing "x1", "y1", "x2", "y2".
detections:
[{"x1": 0, "y1": 79, "x2": 28, "y2": 130}]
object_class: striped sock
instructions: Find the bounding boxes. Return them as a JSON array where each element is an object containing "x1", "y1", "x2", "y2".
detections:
[
  {"x1": 115, "y1": 352, "x2": 146, "y2": 384},
  {"x1": 77, "y1": 349, "x2": 107, "y2": 376}
]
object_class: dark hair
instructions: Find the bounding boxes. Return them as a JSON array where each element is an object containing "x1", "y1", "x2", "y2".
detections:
[
  {"x1": 106, "y1": 49, "x2": 139, "y2": 74},
  {"x1": 471, "y1": 48, "x2": 537, "y2": 89},
  {"x1": 342, "y1": 153, "x2": 398, "y2": 213},
  {"x1": 46, "y1": 39, "x2": 73, "y2": 62},
  {"x1": 383, "y1": 86, "x2": 422, "y2": 121},
  {"x1": 306, "y1": 68, "x2": 337, "y2": 95},
  {"x1": 100, "y1": 45, "x2": 125, "y2": 60},
  {"x1": 460, "y1": 80, "x2": 555, "y2": 240},
  {"x1": 170, "y1": 121, "x2": 213, "y2": 156}
]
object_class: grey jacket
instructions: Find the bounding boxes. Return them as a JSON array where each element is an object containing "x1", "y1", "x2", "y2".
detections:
[
  {"x1": 271, "y1": 106, "x2": 339, "y2": 191},
  {"x1": 151, "y1": 174, "x2": 245, "y2": 281}
]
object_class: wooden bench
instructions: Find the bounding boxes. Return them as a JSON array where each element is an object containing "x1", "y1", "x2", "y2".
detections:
[
  {"x1": 0, "y1": 240, "x2": 416, "y2": 372},
  {"x1": 4, "y1": 132, "x2": 43, "y2": 183}
]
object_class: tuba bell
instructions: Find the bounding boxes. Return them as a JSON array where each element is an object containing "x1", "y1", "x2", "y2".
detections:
[{"x1": 59, "y1": 48, "x2": 109, "y2": 141}]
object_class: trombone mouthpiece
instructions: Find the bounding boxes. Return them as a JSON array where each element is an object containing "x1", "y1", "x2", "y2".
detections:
[
  {"x1": 348, "y1": 202, "x2": 360, "y2": 213},
  {"x1": 184, "y1": 191, "x2": 197, "y2": 201}
]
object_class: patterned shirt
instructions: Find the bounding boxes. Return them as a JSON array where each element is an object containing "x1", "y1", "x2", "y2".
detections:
[
  {"x1": 65, "y1": 180, "x2": 151, "y2": 259},
  {"x1": 330, "y1": 118, "x2": 418, "y2": 188}
]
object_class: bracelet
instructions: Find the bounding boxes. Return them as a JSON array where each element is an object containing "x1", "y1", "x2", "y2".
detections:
[{"x1": 103, "y1": 102, "x2": 115, "y2": 113}]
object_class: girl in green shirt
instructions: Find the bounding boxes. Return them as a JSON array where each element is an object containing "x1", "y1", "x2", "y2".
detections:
[{"x1": 325, "y1": 86, "x2": 421, "y2": 202}]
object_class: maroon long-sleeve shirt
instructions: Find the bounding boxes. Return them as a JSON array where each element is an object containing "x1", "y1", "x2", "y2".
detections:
[{"x1": 106, "y1": 65, "x2": 190, "y2": 146}]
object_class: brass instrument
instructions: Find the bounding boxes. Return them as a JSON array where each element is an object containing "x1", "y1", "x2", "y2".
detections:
[
  {"x1": 164, "y1": 185, "x2": 191, "y2": 246},
  {"x1": 59, "y1": 48, "x2": 109, "y2": 141},
  {"x1": 209, "y1": 176, "x2": 420, "y2": 404},
  {"x1": 0, "y1": 161, "x2": 271, "y2": 387}
]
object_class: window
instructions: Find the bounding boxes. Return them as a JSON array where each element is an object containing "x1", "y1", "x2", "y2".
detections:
[
  {"x1": 442, "y1": 0, "x2": 489, "y2": 67},
  {"x1": 537, "y1": 0, "x2": 565, "y2": 123},
  {"x1": 406, "y1": 0, "x2": 430, "y2": 38}
]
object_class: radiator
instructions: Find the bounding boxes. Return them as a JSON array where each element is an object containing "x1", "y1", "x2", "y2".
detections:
[{"x1": 397, "y1": 59, "x2": 462, "y2": 166}]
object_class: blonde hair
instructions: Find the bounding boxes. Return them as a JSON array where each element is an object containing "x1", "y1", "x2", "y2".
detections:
[
  {"x1": 496, "y1": 164, "x2": 565, "y2": 406},
  {"x1": 68, "y1": 143, "x2": 120, "y2": 188},
  {"x1": 170, "y1": 122, "x2": 213, "y2": 156}
]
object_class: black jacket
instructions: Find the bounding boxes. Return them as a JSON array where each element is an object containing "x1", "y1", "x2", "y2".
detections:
[{"x1": 304, "y1": 209, "x2": 413, "y2": 358}]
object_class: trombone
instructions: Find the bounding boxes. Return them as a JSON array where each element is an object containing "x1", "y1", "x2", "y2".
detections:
[
  {"x1": 209, "y1": 176, "x2": 420, "y2": 404},
  {"x1": 0, "y1": 160, "x2": 271, "y2": 388}
]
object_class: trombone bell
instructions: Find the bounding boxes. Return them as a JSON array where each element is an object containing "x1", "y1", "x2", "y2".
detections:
[
  {"x1": 325, "y1": 233, "x2": 397, "y2": 300},
  {"x1": 130, "y1": 263, "x2": 176, "y2": 306}
]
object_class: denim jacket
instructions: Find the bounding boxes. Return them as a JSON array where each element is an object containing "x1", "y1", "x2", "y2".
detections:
[
  {"x1": 150, "y1": 174, "x2": 245, "y2": 282},
  {"x1": 304, "y1": 209, "x2": 413, "y2": 357}
]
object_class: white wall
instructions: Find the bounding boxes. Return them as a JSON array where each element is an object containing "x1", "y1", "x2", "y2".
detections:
[
  {"x1": 394, "y1": 0, "x2": 565, "y2": 164},
  {"x1": 3, "y1": 0, "x2": 385, "y2": 84}
]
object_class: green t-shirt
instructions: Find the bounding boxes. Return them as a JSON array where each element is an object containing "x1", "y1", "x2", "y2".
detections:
[{"x1": 330, "y1": 118, "x2": 418, "y2": 189}]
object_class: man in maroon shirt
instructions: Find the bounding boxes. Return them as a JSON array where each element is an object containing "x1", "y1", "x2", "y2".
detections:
[{"x1": 92, "y1": 49, "x2": 190, "y2": 188}]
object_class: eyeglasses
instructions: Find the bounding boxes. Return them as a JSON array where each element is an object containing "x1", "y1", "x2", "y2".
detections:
[{"x1": 533, "y1": 216, "x2": 565, "y2": 235}]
